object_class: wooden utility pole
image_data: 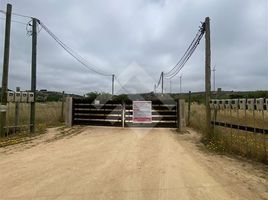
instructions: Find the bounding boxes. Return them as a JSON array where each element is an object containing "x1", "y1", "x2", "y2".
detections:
[
  {"x1": 30, "y1": 18, "x2": 38, "y2": 134},
  {"x1": 187, "y1": 91, "x2": 191, "y2": 126},
  {"x1": 0, "y1": 4, "x2": 12, "y2": 137},
  {"x1": 14, "y1": 87, "x2": 20, "y2": 130},
  {"x1": 205, "y1": 17, "x2": 212, "y2": 138},
  {"x1": 161, "y1": 72, "x2": 164, "y2": 94},
  {"x1": 112, "y1": 74, "x2": 115, "y2": 96}
]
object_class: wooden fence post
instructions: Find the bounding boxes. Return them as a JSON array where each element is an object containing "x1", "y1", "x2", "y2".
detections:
[
  {"x1": 122, "y1": 102, "x2": 125, "y2": 128},
  {"x1": 65, "y1": 96, "x2": 73, "y2": 127},
  {"x1": 61, "y1": 91, "x2": 65, "y2": 122}
]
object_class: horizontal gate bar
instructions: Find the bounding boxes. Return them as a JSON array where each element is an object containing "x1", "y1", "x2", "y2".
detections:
[
  {"x1": 73, "y1": 120, "x2": 176, "y2": 128},
  {"x1": 125, "y1": 116, "x2": 177, "y2": 121},
  {"x1": 73, "y1": 99, "x2": 122, "y2": 104},
  {"x1": 73, "y1": 104, "x2": 122, "y2": 109},
  {"x1": 73, "y1": 98, "x2": 178, "y2": 105},
  {"x1": 73, "y1": 120, "x2": 122, "y2": 126},
  {"x1": 124, "y1": 122, "x2": 177, "y2": 128},
  {"x1": 124, "y1": 99, "x2": 177, "y2": 105},
  {"x1": 74, "y1": 115, "x2": 121, "y2": 120},
  {"x1": 211, "y1": 121, "x2": 268, "y2": 134},
  {"x1": 125, "y1": 111, "x2": 176, "y2": 115},
  {"x1": 74, "y1": 118, "x2": 176, "y2": 123},
  {"x1": 74, "y1": 110, "x2": 122, "y2": 114},
  {"x1": 74, "y1": 109, "x2": 176, "y2": 115},
  {"x1": 125, "y1": 105, "x2": 176, "y2": 110},
  {"x1": 74, "y1": 113, "x2": 176, "y2": 118}
]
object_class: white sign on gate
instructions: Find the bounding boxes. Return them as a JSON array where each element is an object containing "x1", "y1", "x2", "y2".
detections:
[{"x1": 133, "y1": 101, "x2": 152, "y2": 123}]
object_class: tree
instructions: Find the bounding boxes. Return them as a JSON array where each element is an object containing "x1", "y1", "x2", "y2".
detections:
[{"x1": 86, "y1": 92, "x2": 99, "y2": 100}]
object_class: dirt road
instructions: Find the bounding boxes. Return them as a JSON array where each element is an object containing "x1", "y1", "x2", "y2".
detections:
[{"x1": 0, "y1": 127, "x2": 267, "y2": 200}]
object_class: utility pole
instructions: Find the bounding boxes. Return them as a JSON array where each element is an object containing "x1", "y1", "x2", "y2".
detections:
[
  {"x1": 154, "y1": 84, "x2": 156, "y2": 93},
  {"x1": 30, "y1": 18, "x2": 38, "y2": 134},
  {"x1": 161, "y1": 72, "x2": 164, "y2": 94},
  {"x1": 205, "y1": 17, "x2": 212, "y2": 138},
  {"x1": 187, "y1": 91, "x2": 191, "y2": 126},
  {"x1": 0, "y1": 4, "x2": 12, "y2": 137},
  {"x1": 112, "y1": 74, "x2": 115, "y2": 95}
]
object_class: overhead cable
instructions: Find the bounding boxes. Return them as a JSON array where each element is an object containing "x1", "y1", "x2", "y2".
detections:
[
  {"x1": 0, "y1": 17, "x2": 27, "y2": 25},
  {"x1": 0, "y1": 10, "x2": 32, "y2": 19},
  {"x1": 39, "y1": 21, "x2": 113, "y2": 77},
  {"x1": 163, "y1": 24, "x2": 205, "y2": 79}
]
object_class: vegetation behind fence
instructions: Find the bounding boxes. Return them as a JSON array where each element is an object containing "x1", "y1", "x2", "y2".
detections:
[
  {"x1": 189, "y1": 103, "x2": 268, "y2": 164},
  {"x1": 6, "y1": 102, "x2": 64, "y2": 134}
]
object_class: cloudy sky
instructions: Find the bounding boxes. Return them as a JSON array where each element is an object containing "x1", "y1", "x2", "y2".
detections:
[{"x1": 0, "y1": 0, "x2": 267, "y2": 95}]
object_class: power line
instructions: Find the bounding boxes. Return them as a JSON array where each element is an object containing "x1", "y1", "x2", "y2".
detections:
[
  {"x1": 1, "y1": 9, "x2": 115, "y2": 91},
  {"x1": 39, "y1": 21, "x2": 113, "y2": 77},
  {"x1": 12, "y1": 12, "x2": 32, "y2": 19},
  {"x1": 164, "y1": 34, "x2": 203, "y2": 79},
  {"x1": 1, "y1": 10, "x2": 113, "y2": 77},
  {"x1": 0, "y1": 17, "x2": 27, "y2": 25},
  {"x1": 0, "y1": 9, "x2": 32, "y2": 19},
  {"x1": 154, "y1": 22, "x2": 205, "y2": 91},
  {"x1": 163, "y1": 30, "x2": 201, "y2": 77},
  {"x1": 164, "y1": 26, "x2": 205, "y2": 79}
]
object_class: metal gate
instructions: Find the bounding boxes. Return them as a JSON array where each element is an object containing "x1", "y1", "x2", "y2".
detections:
[
  {"x1": 124, "y1": 99, "x2": 178, "y2": 128},
  {"x1": 68, "y1": 98, "x2": 181, "y2": 128}
]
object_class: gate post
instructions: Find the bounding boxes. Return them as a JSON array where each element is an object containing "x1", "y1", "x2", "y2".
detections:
[
  {"x1": 177, "y1": 99, "x2": 186, "y2": 132},
  {"x1": 65, "y1": 96, "x2": 73, "y2": 127},
  {"x1": 122, "y1": 102, "x2": 125, "y2": 128}
]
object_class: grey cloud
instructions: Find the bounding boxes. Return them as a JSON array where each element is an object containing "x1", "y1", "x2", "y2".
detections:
[{"x1": 0, "y1": 0, "x2": 267, "y2": 95}]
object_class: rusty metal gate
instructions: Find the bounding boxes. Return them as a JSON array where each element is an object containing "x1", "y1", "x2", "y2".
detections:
[{"x1": 69, "y1": 98, "x2": 179, "y2": 128}]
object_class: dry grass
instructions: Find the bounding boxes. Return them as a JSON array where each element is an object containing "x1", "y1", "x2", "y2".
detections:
[
  {"x1": 188, "y1": 103, "x2": 268, "y2": 164},
  {"x1": 0, "y1": 102, "x2": 64, "y2": 147},
  {"x1": 5, "y1": 102, "x2": 64, "y2": 134}
]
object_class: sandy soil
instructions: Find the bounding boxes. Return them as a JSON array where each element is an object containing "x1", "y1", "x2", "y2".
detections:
[{"x1": 0, "y1": 126, "x2": 267, "y2": 200}]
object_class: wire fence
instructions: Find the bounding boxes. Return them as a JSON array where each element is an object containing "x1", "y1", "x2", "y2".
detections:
[{"x1": 189, "y1": 99, "x2": 268, "y2": 163}]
